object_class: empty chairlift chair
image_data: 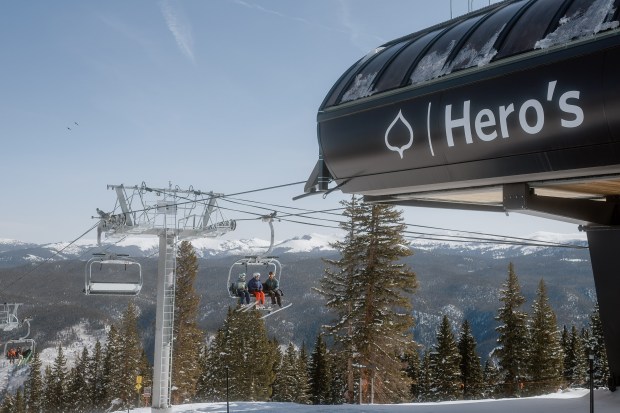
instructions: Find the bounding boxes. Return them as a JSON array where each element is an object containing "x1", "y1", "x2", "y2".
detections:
[
  {"x1": 0, "y1": 303, "x2": 21, "y2": 332},
  {"x1": 84, "y1": 253, "x2": 143, "y2": 296}
]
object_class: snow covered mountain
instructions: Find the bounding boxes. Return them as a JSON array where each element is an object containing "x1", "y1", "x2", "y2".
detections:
[{"x1": 0, "y1": 231, "x2": 588, "y2": 267}]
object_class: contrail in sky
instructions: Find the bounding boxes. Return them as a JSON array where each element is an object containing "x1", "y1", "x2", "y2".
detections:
[{"x1": 160, "y1": 0, "x2": 195, "y2": 62}]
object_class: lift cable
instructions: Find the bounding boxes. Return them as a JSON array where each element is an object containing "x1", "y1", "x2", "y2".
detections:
[
  {"x1": 217, "y1": 196, "x2": 587, "y2": 249},
  {"x1": 0, "y1": 222, "x2": 100, "y2": 296}
]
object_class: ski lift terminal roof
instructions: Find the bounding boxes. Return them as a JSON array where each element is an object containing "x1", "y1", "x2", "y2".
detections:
[{"x1": 306, "y1": 0, "x2": 620, "y2": 222}]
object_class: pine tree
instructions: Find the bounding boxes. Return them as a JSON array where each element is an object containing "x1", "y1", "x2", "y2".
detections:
[
  {"x1": 172, "y1": 240, "x2": 205, "y2": 404},
  {"x1": 493, "y1": 262, "x2": 529, "y2": 397},
  {"x1": 326, "y1": 347, "x2": 347, "y2": 405},
  {"x1": 103, "y1": 324, "x2": 121, "y2": 406},
  {"x1": 528, "y1": 279, "x2": 564, "y2": 395},
  {"x1": 88, "y1": 340, "x2": 106, "y2": 409},
  {"x1": 1, "y1": 392, "x2": 15, "y2": 413},
  {"x1": 66, "y1": 346, "x2": 90, "y2": 412},
  {"x1": 430, "y1": 315, "x2": 462, "y2": 401},
  {"x1": 563, "y1": 325, "x2": 587, "y2": 386},
  {"x1": 116, "y1": 301, "x2": 143, "y2": 407},
  {"x1": 318, "y1": 197, "x2": 418, "y2": 403},
  {"x1": 417, "y1": 350, "x2": 435, "y2": 402},
  {"x1": 404, "y1": 347, "x2": 421, "y2": 401},
  {"x1": 48, "y1": 344, "x2": 69, "y2": 412},
  {"x1": 588, "y1": 303, "x2": 610, "y2": 388},
  {"x1": 561, "y1": 325, "x2": 570, "y2": 384},
  {"x1": 137, "y1": 349, "x2": 152, "y2": 405},
  {"x1": 203, "y1": 308, "x2": 273, "y2": 401},
  {"x1": 308, "y1": 333, "x2": 331, "y2": 404},
  {"x1": 41, "y1": 366, "x2": 54, "y2": 412},
  {"x1": 458, "y1": 319, "x2": 483, "y2": 399},
  {"x1": 24, "y1": 350, "x2": 43, "y2": 413},
  {"x1": 272, "y1": 342, "x2": 298, "y2": 402},
  {"x1": 482, "y1": 358, "x2": 502, "y2": 398},
  {"x1": 98, "y1": 305, "x2": 145, "y2": 409},
  {"x1": 194, "y1": 344, "x2": 210, "y2": 401},
  {"x1": 296, "y1": 343, "x2": 311, "y2": 404},
  {"x1": 14, "y1": 389, "x2": 25, "y2": 413}
]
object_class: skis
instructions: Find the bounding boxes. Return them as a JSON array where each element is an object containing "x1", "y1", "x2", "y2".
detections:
[
  {"x1": 236, "y1": 301, "x2": 258, "y2": 312},
  {"x1": 237, "y1": 302, "x2": 292, "y2": 318},
  {"x1": 260, "y1": 303, "x2": 292, "y2": 319}
]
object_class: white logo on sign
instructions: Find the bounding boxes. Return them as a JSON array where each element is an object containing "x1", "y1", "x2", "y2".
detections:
[{"x1": 385, "y1": 110, "x2": 413, "y2": 159}]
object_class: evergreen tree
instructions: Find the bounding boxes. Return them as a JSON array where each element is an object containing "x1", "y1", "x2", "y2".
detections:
[
  {"x1": 430, "y1": 315, "x2": 462, "y2": 401},
  {"x1": 24, "y1": 350, "x2": 43, "y2": 413},
  {"x1": 103, "y1": 303, "x2": 143, "y2": 410},
  {"x1": 528, "y1": 279, "x2": 563, "y2": 395},
  {"x1": 172, "y1": 240, "x2": 205, "y2": 404},
  {"x1": 137, "y1": 349, "x2": 152, "y2": 406},
  {"x1": 458, "y1": 319, "x2": 483, "y2": 399},
  {"x1": 561, "y1": 325, "x2": 571, "y2": 384},
  {"x1": 14, "y1": 389, "x2": 25, "y2": 413},
  {"x1": 194, "y1": 344, "x2": 210, "y2": 401},
  {"x1": 1, "y1": 392, "x2": 15, "y2": 413},
  {"x1": 326, "y1": 347, "x2": 347, "y2": 405},
  {"x1": 404, "y1": 347, "x2": 421, "y2": 401},
  {"x1": 88, "y1": 340, "x2": 106, "y2": 410},
  {"x1": 203, "y1": 308, "x2": 273, "y2": 401},
  {"x1": 493, "y1": 262, "x2": 529, "y2": 397},
  {"x1": 41, "y1": 366, "x2": 54, "y2": 412},
  {"x1": 563, "y1": 325, "x2": 587, "y2": 386},
  {"x1": 272, "y1": 342, "x2": 298, "y2": 402},
  {"x1": 318, "y1": 197, "x2": 418, "y2": 403},
  {"x1": 296, "y1": 343, "x2": 311, "y2": 404},
  {"x1": 119, "y1": 302, "x2": 143, "y2": 406},
  {"x1": 308, "y1": 333, "x2": 331, "y2": 404},
  {"x1": 417, "y1": 350, "x2": 435, "y2": 402},
  {"x1": 102, "y1": 324, "x2": 121, "y2": 405},
  {"x1": 482, "y1": 358, "x2": 502, "y2": 398},
  {"x1": 588, "y1": 303, "x2": 610, "y2": 388},
  {"x1": 66, "y1": 346, "x2": 90, "y2": 412},
  {"x1": 48, "y1": 344, "x2": 69, "y2": 412}
]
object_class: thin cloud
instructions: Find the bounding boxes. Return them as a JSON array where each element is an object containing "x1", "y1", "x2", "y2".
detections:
[
  {"x1": 229, "y1": 0, "x2": 349, "y2": 36},
  {"x1": 231, "y1": 0, "x2": 314, "y2": 25},
  {"x1": 160, "y1": 0, "x2": 195, "y2": 62},
  {"x1": 337, "y1": 0, "x2": 386, "y2": 52}
]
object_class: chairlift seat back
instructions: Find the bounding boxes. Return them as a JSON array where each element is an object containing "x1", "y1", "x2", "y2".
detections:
[{"x1": 85, "y1": 256, "x2": 143, "y2": 296}]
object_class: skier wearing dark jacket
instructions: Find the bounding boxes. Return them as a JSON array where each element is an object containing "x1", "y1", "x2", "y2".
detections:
[
  {"x1": 247, "y1": 272, "x2": 266, "y2": 307},
  {"x1": 263, "y1": 271, "x2": 282, "y2": 307}
]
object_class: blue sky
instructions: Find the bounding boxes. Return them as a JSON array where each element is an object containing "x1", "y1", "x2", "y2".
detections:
[{"x1": 0, "y1": 0, "x2": 583, "y2": 244}]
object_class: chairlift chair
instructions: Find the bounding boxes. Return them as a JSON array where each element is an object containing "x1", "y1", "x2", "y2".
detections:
[
  {"x1": 227, "y1": 256, "x2": 283, "y2": 299},
  {"x1": 0, "y1": 303, "x2": 21, "y2": 331},
  {"x1": 226, "y1": 214, "x2": 285, "y2": 310},
  {"x1": 4, "y1": 317, "x2": 35, "y2": 366},
  {"x1": 84, "y1": 253, "x2": 143, "y2": 296}
]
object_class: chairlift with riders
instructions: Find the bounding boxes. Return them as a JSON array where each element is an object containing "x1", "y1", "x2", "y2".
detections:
[
  {"x1": 4, "y1": 316, "x2": 35, "y2": 366},
  {"x1": 227, "y1": 213, "x2": 290, "y2": 317}
]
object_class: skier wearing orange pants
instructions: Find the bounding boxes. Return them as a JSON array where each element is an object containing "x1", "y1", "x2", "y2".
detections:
[{"x1": 247, "y1": 272, "x2": 266, "y2": 307}]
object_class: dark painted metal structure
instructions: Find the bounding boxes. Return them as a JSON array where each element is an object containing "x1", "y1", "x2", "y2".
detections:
[{"x1": 304, "y1": 0, "x2": 620, "y2": 389}]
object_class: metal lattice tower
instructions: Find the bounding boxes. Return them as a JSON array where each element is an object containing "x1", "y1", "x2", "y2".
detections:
[{"x1": 96, "y1": 183, "x2": 235, "y2": 412}]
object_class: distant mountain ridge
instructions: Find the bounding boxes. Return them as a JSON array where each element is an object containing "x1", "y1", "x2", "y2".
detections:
[
  {"x1": 0, "y1": 231, "x2": 588, "y2": 267},
  {"x1": 0, "y1": 231, "x2": 594, "y2": 365}
]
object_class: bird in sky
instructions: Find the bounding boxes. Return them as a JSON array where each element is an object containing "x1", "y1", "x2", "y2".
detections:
[
  {"x1": 66, "y1": 126, "x2": 71, "y2": 131},
  {"x1": 74, "y1": 121, "x2": 79, "y2": 126}
]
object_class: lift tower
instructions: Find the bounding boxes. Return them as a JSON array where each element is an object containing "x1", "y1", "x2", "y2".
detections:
[{"x1": 95, "y1": 183, "x2": 235, "y2": 412}]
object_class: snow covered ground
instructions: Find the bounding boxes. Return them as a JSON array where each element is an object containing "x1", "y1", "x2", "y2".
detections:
[{"x1": 123, "y1": 388, "x2": 617, "y2": 413}]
